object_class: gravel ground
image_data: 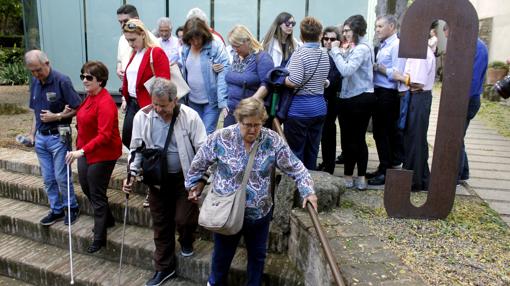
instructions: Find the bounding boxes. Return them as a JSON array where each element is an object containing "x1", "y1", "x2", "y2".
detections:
[{"x1": 342, "y1": 190, "x2": 510, "y2": 286}]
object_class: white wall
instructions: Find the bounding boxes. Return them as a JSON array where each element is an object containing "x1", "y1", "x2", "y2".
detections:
[{"x1": 470, "y1": 0, "x2": 510, "y2": 63}]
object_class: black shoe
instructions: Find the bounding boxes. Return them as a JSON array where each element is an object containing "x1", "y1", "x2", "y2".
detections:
[
  {"x1": 87, "y1": 240, "x2": 106, "y2": 253},
  {"x1": 368, "y1": 174, "x2": 385, "y2": 186},
  {"x1": 317, "y1": 162, "x2": 334, "y2": 174},
  {"x1": 365, "y1": 171, "x2": 382, "y2": 179},
  {"x1": 64, "y1": 207, "x2": 80, "y2": 226},
  {"x1": 335, "y1": 154, "x2": 345, "y2": 164},
  {"x1": 40, "y1": 211, "x2": 65, "y2": 226},
  {"x1": 145, "y1": 270, "x2": 176, "y2": 286}
]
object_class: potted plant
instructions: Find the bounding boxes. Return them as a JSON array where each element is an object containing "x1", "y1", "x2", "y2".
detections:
[{"x1": 486, "y1": 61, "x2": 509, "y2": 84}]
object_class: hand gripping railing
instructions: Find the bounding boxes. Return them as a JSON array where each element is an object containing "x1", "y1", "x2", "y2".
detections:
[{"x1": 272, "y1": 118, "x2": 345, "y2": 286}]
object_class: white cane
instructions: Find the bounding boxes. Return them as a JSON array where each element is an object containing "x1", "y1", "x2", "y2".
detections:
[
  {"x1": 118, "y1": 179, "x2": 130, "y2": 285},
  {"x1": 66, "y1": 157, "x2": 75, "y2": 284}
]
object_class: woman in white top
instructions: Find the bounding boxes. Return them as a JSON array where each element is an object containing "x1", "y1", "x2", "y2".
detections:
[{"x1": 261, "y1": 12, "x2": 300, "y2": 67}]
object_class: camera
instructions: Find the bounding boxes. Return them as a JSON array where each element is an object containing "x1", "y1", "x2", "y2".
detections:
[{"x1": 495, "y1": 75, "x2": 510, "y2": 99}]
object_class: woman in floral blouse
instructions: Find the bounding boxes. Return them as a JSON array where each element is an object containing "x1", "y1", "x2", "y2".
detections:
[{"x1": 185, "y1": 97, "x2": 317, "y2": 286}]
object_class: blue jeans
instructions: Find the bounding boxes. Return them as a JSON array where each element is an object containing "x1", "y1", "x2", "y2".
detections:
[
  {"x1": 35, "y1": 132, "x2": 78, "y2": 214},
  {"x1": 187, "y1": 101, "x2": 221, "y2": 135},
  {"x1": 284, "y1": 116, "x2": 325, "y2": 170},
  {"x1": 208, "y1": 212, "x2": 271, "y2": 286},
  {"x1": 458, "y1": 96, "x2": 481, "y2": 180}
]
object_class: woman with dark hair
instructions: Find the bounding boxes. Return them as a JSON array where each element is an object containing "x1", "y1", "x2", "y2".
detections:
[
  {"x1": 317, "y1": 26, "x2": 343, "y2": 174},
  {"x1": 330, "y1": 15, "x2": 375, "y2": 190},
  {"x1": 262, "y1": 12, "x2": 300, "y2": 67},
  {"x1": 65, "y1": 61, "x2": 122, "y2": 253},
  {"x1": 283, "y1": 16, "x2": 330, "y2": 170},
  {"x1": 181, "y1": 17, "x2": 230, "y2": 134}
]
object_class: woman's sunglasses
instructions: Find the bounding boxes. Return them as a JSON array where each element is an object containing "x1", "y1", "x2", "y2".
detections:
[
  {"x1": 124, "y1": 22, "x2": 139, "y2": 32},
  {"x1": 283, "y1": 20, "x2": 296, "y2": 27},
  {"x1": 80, "y1": 74, "x2": 95, "y2": 81},
  {"x1": 322, "y1": 37, "x2": 337, "y2": 42}
]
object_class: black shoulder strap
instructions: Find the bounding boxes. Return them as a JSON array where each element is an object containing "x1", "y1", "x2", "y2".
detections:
[
  {"x1": 161, "y1": 104, "x2": 181, "y2": 174},
  {"x1": 295, "y1": 49, "x2": 323, "y2": 95}
]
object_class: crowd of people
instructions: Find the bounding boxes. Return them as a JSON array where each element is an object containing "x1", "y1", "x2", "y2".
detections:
[{"x1": 23, "y1": 3, "x2": 488, "y2": 286}]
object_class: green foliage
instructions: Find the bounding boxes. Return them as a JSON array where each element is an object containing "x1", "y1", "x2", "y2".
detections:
[
  {"x1": 0, "y1": 61, "x2": 29, "y2": 85},
  {"x1": 0, "y1": 46, "x2": 28, "y2": 85},
  {"x1": 0, "y1": 46, "x2": 24, "y2": 64}
]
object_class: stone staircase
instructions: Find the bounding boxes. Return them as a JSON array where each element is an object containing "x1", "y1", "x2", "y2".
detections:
[{"x1": 0, "y1": 147, "x2": 313, "y2": 286}]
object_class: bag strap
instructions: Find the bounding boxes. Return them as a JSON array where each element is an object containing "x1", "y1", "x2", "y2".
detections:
[
  {"x1": 238, "y1": 140, "x2": 260, "y2": 192},
  {"x1": 295, "y1": 49, "x2": 323, "y2": 95},
  {"x1": 161, "y1": 104, "x2": 180, "y2": 174},
  {"x1": 149, "y1": 48, "x2": 155, "y2": 76}
]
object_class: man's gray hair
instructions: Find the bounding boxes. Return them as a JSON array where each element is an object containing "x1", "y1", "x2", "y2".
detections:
[
  {"x1": 151, "y1": 78, "x2": 177, "y2": 101},
  {"x1": 378, "y1": 15, "x2": 399, "y2": 30},
  {"x1": 157, "y1": 17, "x2": 172, "y2": 30},
  {"x1": 24, "y1": 49, "x2": 49, "y2": 65},
  {"x1": 186, "y1": 7, "x2": 208, "y2": 23}
]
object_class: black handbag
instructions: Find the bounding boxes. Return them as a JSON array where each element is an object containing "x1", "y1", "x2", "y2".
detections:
[{"x1": 141, "y1": 105, "x2": 180, "y2": 186}]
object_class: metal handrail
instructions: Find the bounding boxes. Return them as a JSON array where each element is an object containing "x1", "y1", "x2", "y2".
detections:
[{"x1": 271, "y1": 118, "x2": 345, "y2": 286}]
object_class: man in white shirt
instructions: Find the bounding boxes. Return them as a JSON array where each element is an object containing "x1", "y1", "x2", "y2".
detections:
[
  {"x1": 393, "y1": 47, "x2": 436, "y2": 191},
  {"x1": 156, "y1": 17, "x2": 180, "y2": 64}
]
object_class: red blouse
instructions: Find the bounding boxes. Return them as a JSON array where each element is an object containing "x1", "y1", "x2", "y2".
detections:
[
  {"x1": 76, "y1": 88, "x2": 122, "y2": 164},
  {"x1": 122, "y1": 46, "x2": 171, "y2": 108}
]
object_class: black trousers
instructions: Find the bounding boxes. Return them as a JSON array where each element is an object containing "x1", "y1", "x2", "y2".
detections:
[
  {"x1": 122, "y1": 99, "x2": 140, "y2": 148},
  {"x1": 372, "y1": 87, "x2": 402, "y2": 173},
  {"x1": 403, "y1": 90, "x2": 432, "y2": 191},
  {"x1": 149, "y1": 172, "x2": 199, "y2": 272},
  {"x1": 77, "y1": 158, "x2": 116, "y2": 242},
  {"x1": 320, "y1": 96, "x2": 340, "y2": 173},
  {"x1": 338, "y1": 93, "x2": 376, "y2": 176}
]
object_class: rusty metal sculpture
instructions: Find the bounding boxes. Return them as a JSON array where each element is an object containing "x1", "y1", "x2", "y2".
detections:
[{"x1": 384, "y1": 0, "x2": 478, "y2": 219}]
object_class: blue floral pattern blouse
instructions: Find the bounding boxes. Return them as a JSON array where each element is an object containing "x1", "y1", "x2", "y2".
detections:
[{"x1": 185, "y1": 124, "x2": 315, "y2": 220}]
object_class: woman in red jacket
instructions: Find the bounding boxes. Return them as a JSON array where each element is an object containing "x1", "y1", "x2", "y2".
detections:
[
  {"x1": 121, "y1": 18, "x2": 170, "y2": 148},
  {"x1": 66, "y1": 61, "x2": 122, "y2": 253}
]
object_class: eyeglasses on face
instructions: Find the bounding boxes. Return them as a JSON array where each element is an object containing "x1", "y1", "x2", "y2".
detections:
[
  {"x1": 80, "y1": 74, "x2": 95, "y2": 81},
  {"x1": 241, "y1": 122, "x2": 262, "y2": 129},
  {"x1": 283, "y1": 20, "x2": 296, "y2": 27},
  {"x1": 342, "y1": 28, "x2": 352, "y2": 33},
  {"x1": 322, "y1": 37, "x2": 337, "y2": 42}
]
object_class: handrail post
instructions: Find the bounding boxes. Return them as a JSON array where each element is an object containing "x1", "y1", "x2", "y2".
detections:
[{"x1": 271, "y1": 118, "x2": 344, "y2": 286}]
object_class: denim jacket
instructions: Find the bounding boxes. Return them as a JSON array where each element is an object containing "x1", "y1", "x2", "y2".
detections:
[
  {"x1": 330, "y1": 36, "x2": 374, "y2": 98},
  {"x1": 181, "y1": 40, "x2": 230, "y2": 108}
]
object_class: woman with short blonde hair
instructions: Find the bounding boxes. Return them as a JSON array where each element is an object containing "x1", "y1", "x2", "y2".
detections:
[{"x1": 223, "y1": 25, "x2": 274, "y2": 126}]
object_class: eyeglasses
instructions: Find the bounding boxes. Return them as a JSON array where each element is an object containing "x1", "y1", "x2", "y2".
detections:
[
  {"x1": 80, "y1": 74, "x2": 95, "y2": 81},
  {"x1": 342, "y1": 28, "x2": 352, "y2": 33},
  {"x1": 322, "y1": 37, "x2": 337, "y2": 42},
  {"x1": 241, "y1": 122, "x2": 262, "y2": 129},
  {"x1": 283, "y1": 20, "x2": 296, "y2": 27}
]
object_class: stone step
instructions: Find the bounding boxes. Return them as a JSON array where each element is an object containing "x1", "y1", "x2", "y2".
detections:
[
  {"x1": 0, "y1": 275, "x2": 34, "y2": 286},
  {"x1": 0, "y1": 147, "x2": 146, "y2": 196},
  {"x1": 0, "y1": 232, "x2": 201, "y2": 286},
  {"x1": 0, "y1": 197, "x2": 304, "y2": 285},
  {"x1": 0, "y1": 168, "x2": 289, "y2": 254}
]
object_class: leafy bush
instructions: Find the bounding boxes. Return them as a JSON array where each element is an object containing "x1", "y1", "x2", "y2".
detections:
[
  {"x1": 0, "y1": 46, "x2": 24, "y2": 65},
  {"x1": 0, "y1": 61, "x2": 29, "y2": 85}
]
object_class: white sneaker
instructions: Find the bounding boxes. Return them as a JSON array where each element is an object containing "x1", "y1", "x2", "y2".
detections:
[{"x1": 344, "y1": 178, "x2": 354, "y2": 188}]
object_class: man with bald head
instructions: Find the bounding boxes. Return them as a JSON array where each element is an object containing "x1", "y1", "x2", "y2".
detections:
[{"x1": 25, "y1": 50, "x2": 82, "y2": 226}]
